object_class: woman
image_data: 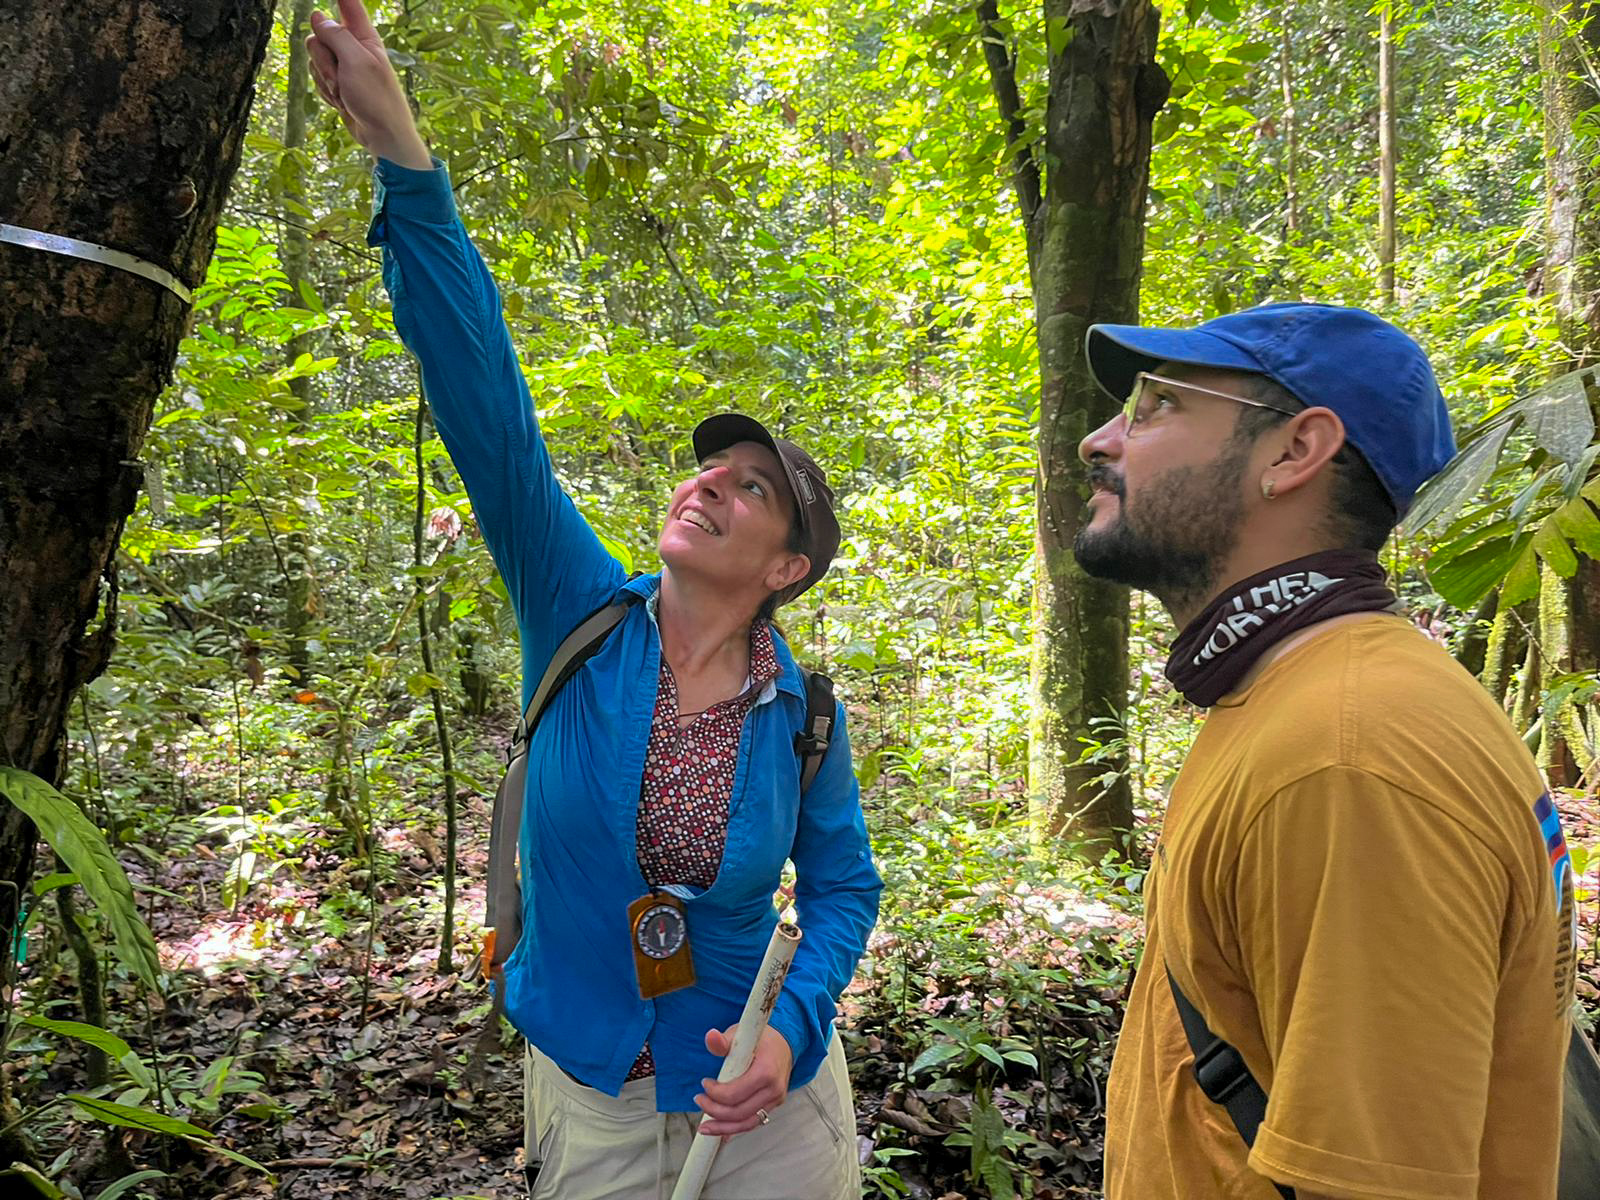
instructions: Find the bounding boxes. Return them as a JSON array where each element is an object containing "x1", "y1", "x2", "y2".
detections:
[{"x1": 306, "y1": 4, "x2": 882, "y2": 1197}]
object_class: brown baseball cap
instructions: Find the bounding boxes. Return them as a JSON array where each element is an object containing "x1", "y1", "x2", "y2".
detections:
[{"x1": 691, "y1": 413, "x2": 841, "y2": 603}]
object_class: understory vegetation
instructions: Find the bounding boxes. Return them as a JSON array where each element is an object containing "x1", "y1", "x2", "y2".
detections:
[{"x1": 4, "y1": 0, "x2": 1600, "y2": 1197}]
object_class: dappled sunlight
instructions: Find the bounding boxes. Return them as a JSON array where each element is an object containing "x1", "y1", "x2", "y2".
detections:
[
  {"x1": 1016, "y1": 885, "x2": 1127, "y2": 937},
  {"x1": 159, "y1": 916, "x2": 279, "y2": 975}
]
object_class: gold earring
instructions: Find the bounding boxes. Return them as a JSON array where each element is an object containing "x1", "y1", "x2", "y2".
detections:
[{"x1": 1262, "y1": 479, "x2": 1276, "y2": 500}]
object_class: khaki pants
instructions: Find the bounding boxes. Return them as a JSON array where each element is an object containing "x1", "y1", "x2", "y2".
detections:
[{"x1": 522, "y1": 1034, "x2": 861, "y2": 1199}]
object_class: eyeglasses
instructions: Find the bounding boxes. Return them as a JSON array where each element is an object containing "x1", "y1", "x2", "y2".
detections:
[{"x1": 1122, "y1": 371, "x2": 1301, "y2": 435}]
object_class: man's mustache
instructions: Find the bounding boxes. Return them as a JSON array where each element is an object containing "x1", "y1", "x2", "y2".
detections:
[{"x1": 1087, "y1": 466, "x2": 1125, "y2": 499}]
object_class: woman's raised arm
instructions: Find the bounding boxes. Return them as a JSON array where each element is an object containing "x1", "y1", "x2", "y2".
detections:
[{"x1": 307, "y1": 0, "x2": 627, "y2": 686}]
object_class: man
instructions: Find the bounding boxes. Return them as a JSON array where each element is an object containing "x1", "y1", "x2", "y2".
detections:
[{"x1": 1076, "y1": 302, "x2": 1576, "y2": 1198}]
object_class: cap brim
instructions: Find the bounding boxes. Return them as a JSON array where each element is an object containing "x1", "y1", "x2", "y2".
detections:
[
  {"x1": 692, "y1": 413, "x2": 778, "y2": 462},
  {"x1": 1085, "y1": 324, "x2": 1269, "y2": 402},
  {"x1": 691, "y1": 413, "x2": 815, "y2": 541}
]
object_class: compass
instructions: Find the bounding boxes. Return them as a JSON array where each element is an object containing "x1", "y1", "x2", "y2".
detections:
[{"x1": 635, "y1": 902, "x2": 688, "y2": 960}]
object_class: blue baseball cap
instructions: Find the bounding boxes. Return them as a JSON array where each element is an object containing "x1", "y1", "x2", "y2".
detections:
[{"x1": 1084, "y1": 302, "x2": 1456, "y2": 516}]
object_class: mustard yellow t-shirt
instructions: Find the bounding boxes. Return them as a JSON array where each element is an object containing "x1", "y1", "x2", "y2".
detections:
[{"x1": 1104, "y1": 614, "x2": 1575, "y2": 1199}]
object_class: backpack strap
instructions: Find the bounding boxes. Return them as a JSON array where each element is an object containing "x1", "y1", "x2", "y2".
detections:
[
  {"x1": 488, "y1": 613, "x2": 831, "y2": 984},
  {"x1": 484, "y1": 594, "x2": 638, "y2": 982},
  {"x1": 1166, "y1": 965, "x2": 1295, "y2": 1199},
  {"x1": 795, "y1": 667, "x2": 835, "y2": 792}
]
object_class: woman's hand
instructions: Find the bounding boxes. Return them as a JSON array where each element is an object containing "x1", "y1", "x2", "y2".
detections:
[
  {"x1": 693, "y1": 1024, "x2": 794, "y2": 1137},
  {"x1": 305, "y1": 0, "x2": 432, "y2": 169}
]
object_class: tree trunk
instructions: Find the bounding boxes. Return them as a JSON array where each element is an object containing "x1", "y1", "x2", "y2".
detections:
[
  {"x1": 979, "y1": 0, "x2": 1167, "y2": 846},
  {"x1": 415, "y1": 390, "x2": 460, "y2": 974},
  {"x1": 1541, "y1": 0, "x2": 1600, "y2": 354},
  {"x1": 1279, "y1": 3, "x2": 1300, "y2": 238},
  {"x1": 1454, "y1": 588, "x2": 1499, "y2": 682},
  {"x1": 0, "y1": 0, "x2": 275, "y2": 1008},
  {"x1": 1540, "y1": 0, "x2": 1600, "y2": 780},
  {"x1": 282, "y1": 0, "x2": 317, "y2": 680},
  {"x1": 1378, "y1": 3, "x2": 1397, "y2": 304}
]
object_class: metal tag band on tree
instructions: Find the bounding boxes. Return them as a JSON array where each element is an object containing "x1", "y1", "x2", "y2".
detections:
[{"x1": 670, "y1": 921, "x2": 802, "y2": 1200}]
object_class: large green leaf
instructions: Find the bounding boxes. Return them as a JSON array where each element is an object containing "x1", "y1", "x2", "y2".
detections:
[
  {"x1": 1406, "y1": 421, "x2": 1513, "y2": 534},
  {"x1": 1501, "y1": 540, "x2": 1541, "y2": 608},
  {"x1": 0, "y1": 768, "x2": 161, "y2": 991},
  {"x1": 67, "y1": 1095, "x2": 210, "y2": 1138},
  {"x1": 1520, "y1": 367, "x2": 1596, "y2": 464},
  {"x1": 93, "y1": 1170, "x2": 169, "y2": 1200},
  {"x1": 22, "y1": 1015, "x2": 134, "y2": 1063},
  {"x1": 1427, "y1": 535, "x2": 1528, "y2": 609},
  {"x1": 1508, "y1": 465, "x2": 1559, "y2": 527},
  {"x1": 908, "y1": 1041, "x2": 962, "y2": 1076},
  {"x1": 969, "y1": 1092, "x2": 1007, "y2": 1183},
  {"x1": 1534, "y1": 516, "x2": 1579, "y2": 577},
  {"x1": 1554, "y1": 497, "x2": 1600, "y2": 560}
]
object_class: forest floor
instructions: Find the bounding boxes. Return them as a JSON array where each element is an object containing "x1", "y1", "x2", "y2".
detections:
[
  {"x1": 11, "y1": 714, "x2": 1134, "y2": 1200},
  {"x1": 14, "y1": 705, "x2": 1600, "y2": 1200},
  {"x1": 29, "y1": 712, "x2": 1595, "y2": 1199}
]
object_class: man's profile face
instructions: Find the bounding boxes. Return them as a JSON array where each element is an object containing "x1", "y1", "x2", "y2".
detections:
[{"x1": 1072, "y1": 364, "x2": 1264, "y2": 608}]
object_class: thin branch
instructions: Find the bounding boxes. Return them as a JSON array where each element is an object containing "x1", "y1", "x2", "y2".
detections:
[
  {"x1": 642, "y1": 207, "x2": 706, "y2": 322},
  {"x1": 976, "y1": 0, "x2": 1042, "y2": 238},
  {"x1": 263, "y1": 1158, "x2": 371, "y2": 1170},
  {"x1": 116, "y1": 551, "x2": 253, "y2": 636},
  {"x1": 239, "y1": 477, "x2": 293, "y2": 591},
  {"x1": 413, "y1": 380, "x2": 459, "y2": 976},
  {"x1": 225, "y1": 206, "x2": 381, "y2": 266},
  {"x1": 449, "y1": 133, "x2": 603, "y2": 192}
]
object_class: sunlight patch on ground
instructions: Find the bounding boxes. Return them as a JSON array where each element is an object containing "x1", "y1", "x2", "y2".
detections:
[
  {"x1": 160, "y1": 918, "x2": 282, "y2": 975},
  {"x1": 1014, "y1": 883, "x2": 1129, "y2": 935}
]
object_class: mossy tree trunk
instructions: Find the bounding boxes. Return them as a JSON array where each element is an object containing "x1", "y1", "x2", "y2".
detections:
[
  {"x1": 978, "y1": 0, "x2": 1168, "y2": 845},
  {"x1": 0, "y1": 0, "x2": 275, "y2": 1028},
  {"x1": 1539, "y1": 0, "x2": 1600, "y2": 782}
]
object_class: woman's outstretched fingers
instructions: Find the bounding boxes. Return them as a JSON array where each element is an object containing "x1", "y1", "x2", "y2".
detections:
[
  {"x1": 336, "y1": 0, "x2": 381, "y2": 43},
  {"x1": 303, "y1": 2, "x2": 431, "y2": 168}
]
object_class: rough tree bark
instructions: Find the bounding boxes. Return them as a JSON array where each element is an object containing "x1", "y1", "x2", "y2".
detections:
[
  {"x1": 978, "y1": 0, "x2": 1168, "y2": 845},
  {"x1": 1541, "y1": 0, "x2": 1600, "y2": 352},
  {"x1": 282, "y1": 0, "x2": 318, "y2": 679},
  {"x1": 0, "y1": 0, "x2": 276, "y2": 1006}
]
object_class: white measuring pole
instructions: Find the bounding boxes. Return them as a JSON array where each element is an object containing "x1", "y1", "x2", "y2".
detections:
[{"x1": 669, "y1": 921, "x2": 802, "y2": 1200}]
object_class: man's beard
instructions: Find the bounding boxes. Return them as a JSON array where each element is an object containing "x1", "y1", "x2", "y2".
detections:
[{"x1": 1072, "y1": 441, "x2": 1252, "y2": 613}]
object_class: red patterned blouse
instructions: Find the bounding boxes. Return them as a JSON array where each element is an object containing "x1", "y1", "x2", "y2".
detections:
[{"x1": 628, "y1": 620, "x2": 781, "y2": 1080}]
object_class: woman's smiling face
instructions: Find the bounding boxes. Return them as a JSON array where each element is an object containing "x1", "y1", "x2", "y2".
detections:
[{"x1": 658, "y1": 440, "x2": 808, "y2": 603}]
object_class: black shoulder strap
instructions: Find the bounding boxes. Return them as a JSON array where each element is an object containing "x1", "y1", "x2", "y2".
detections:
[
  {"x1": 795, "y1": 667, "x2": 835, "y2": 792},
  {"x1": 485, "y1": 588, "x2": 641, "y2": 983},
  {"x1": 1166, "y1": 966, "x2": 1295, "y2": 1200},
  {"x1": 512, "y1": 591, "x2": 641, "y2": 755}
]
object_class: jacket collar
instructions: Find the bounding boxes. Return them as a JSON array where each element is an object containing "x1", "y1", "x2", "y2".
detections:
[{"x1": 624, "y1": 572, "x2": 804, "y2": 703}]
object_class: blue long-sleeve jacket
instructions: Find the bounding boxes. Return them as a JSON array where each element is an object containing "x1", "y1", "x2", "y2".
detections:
[{"x1": 366, "y1": 158, "x2": 883, "y2": 1111}]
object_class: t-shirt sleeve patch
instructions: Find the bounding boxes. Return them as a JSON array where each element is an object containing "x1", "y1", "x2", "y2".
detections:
[{"x1": 1533, "y1": 790, "x2": 1576, "y2": 1011}]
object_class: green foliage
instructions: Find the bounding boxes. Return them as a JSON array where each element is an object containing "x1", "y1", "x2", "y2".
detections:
[
  {"x1": 65, "y1": 1096, "x2": 211, "y2": 1139},
  {"x1": 11, "y1": 0, "x2": 1600, "y2": 1195},
  {"x1": 65, "y1": 1096, "x2": 273, "y2": 1177},
  {"x1": 20, "y1": 1016, "x2": 135, "y2": 1064},
  {"x1": 1413, "y1": 367, "x2": 1600, "y2": 609},
  {"x1": 92, "y1": 1172, "x2": 170, "y2": 1200},
  {"x1": 0, "y1": 768, "x2": 161, "y2": 991}
]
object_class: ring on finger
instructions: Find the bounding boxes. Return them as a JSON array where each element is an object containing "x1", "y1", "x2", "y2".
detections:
[{"x1": 756, "y1": 1108, "x2": 770, "y2": 1125}]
